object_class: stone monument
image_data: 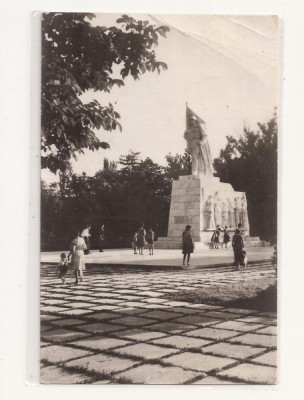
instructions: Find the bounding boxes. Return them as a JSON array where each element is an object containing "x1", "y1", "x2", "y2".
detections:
[{"x1": 155, "y1": 105, "x2": 260, "y2": 249}]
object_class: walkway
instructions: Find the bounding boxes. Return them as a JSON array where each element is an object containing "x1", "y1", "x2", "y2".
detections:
[
  {"x1": 40, "y1": 261, "x2": 277, "y2": 384},
  {"x1": 41, "y1": 246, "x2": 274, "y2": 268}
]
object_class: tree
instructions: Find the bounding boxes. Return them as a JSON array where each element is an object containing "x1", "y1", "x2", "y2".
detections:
[
  {"x1": 165, "y1": 150, "x2": 191, "y2": 181},
  {"x1": 103, "y1": 157, "x2": 117, "y2": 171},
  {"x1": 213, "y1": 112, "x2": 277, "y2": 240},
  {"x1": 41, "y1": 13, "x2": 169, "y2": 173},
  {"x1": 41, "y1": 150, "x2": 173, "y2": 250},
  {"x1": 118, "y1": 151, "x2": 141, "y2": 173}
]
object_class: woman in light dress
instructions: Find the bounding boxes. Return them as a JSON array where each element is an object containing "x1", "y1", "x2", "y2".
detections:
[
  {"x1": 68, "y1": 232, "x2": 87, "y2": 284},
  {"x1": 136, "y1": 225, "x2": 146, "y2": 255}
]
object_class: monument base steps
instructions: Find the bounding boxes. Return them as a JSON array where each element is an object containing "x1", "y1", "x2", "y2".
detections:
[{"x1": 154, "y1": 236, "x2": 265, "y2": 250}]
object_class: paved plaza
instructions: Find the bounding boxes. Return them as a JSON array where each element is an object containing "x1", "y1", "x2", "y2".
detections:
[
  {"x1": 41, "y1": 246, "x2": 273, "y2": 268},
  {"x1": 40, "y1": 256, "x2": 277, "y2": 385}
]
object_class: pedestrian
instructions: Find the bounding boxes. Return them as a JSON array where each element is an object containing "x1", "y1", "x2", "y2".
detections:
[
  {"x1": 57, "y1": 253, "x2": 68, "y2": 284},
  {"x1": 132, "y1": 231, "x2": 138, "y2": 254},
  {"x1": 237, "y1": 222, "x2": 244, "y2": 236},
  {"x1": 210, "y1": 231, "x2": 216, "y2": 249},
  {"x1": 182, "y1": 225, "x2": 194, "y2": 266},
  {"x1": 223, "y1": 226, "x2": 230, "y2": 249},
  {"x1": 136, "y1": 225, "x2": 146, "y2": 255},
  {"x1": 99, "y1": 224, "x2": 105, "y2": 252},
  {"x1": 232, "y1": 228, "x2": 245, "y2": 270},
  {"x1": 81, "y1": 224, "x2": 91, "y2": 255},
  {"x1": 146, "y1": 227, "x2": 155, "y2": 255},
  {"x1": 68, "y1": 231, "x2": 87, "y2": 284},
  {"x1": 211, "y1": 225, "x2": 221, "y2": 249}
]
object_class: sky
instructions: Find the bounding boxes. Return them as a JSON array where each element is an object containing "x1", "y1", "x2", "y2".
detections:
[{"x1": 42, "y1": 14, "x2": 278, "y2": 183}]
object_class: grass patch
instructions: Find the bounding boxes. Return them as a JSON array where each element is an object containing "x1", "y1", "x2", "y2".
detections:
[{"x1": 162, "y1": 277, "x2": 277, "y2": 312}]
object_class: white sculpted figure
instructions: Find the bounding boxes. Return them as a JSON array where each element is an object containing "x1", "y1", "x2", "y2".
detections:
[
  {"x1": 227, "y1": 198, "x2": 234, "y2": 228},
  {"x1": 241, "y1": 194, "x2": 249, "y2": 230},
  {"x1": 206, "y1": 196, "x2": 215, "y2": 230},
  {"x1": 221, "y1": 200, "x2": 229, "y2": 227},
  {"x1": 235, "y1": 197, "x2": 242, "y2": 227},
  {"x1": 214, "y1": 194, "x2": 222, "y2": 227},
  {"x1": 203, "y1": 201, "x2": 209, "y2": 229},
  {"x1": 184, "y1": 116, "x2": 214, "y2": 176}
]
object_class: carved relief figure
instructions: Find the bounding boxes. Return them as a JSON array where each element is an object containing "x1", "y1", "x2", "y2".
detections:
[
  {"x1": 221, "y1": 200, "x2": 229, "y2": 227},
  {"x1": 241, "y1": 194, "x2": 249, "y2": 230},
  {"x1": 203, "y1": 201, "x2": 209, "y2": 230},
  {"x1": 235, "y1": 196, "x2": 242, "y2": 227},
  {"x1": 206, "y1": 196, "x2": 215, "y2": 230},
  {"x1": 214, "y1": 194, "x2": 222, "y2": 227},
  {"x1": 227, "y1": 198, "x2": 234, "y2": 228}
]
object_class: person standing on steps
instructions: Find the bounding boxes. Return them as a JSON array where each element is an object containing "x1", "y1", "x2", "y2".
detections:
[
  {"x1": 182, "y1": 225, "x2": 194, "y2": 266},
  {"x1": 211, "y1": 225, "x2": 221, "y2": 249},
  {"x1": 223, "y1": 226, "x2": 230, "y2": 249}
]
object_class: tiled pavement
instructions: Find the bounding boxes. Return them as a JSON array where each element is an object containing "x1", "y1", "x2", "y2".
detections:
[{"x1": 40, "y1": 262, "x2": 277, "y2": 385}]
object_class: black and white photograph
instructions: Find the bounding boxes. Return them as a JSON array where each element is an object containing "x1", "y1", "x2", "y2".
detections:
[{"x1": 39, "y1": 12, "x2": 278, "y2": 385}]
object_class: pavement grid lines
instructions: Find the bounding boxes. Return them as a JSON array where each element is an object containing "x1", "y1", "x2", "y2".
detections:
[{"x1": 40, "y1": 261, "x2": 277, "y2": 385}]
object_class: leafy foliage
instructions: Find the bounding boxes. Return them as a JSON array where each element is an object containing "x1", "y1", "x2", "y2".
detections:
[
  {"x1": 41, "y1": 150, "x2": 183, "y2": 250},
  {"x1": 164, "y1": 150, "x2": 191, "y2": 180},
  {"x1": 41, "y1": 13, "x2": 169, "y2": 173},
  {"x1": 213, "y1": 112, "x2": 277, "y2": 240}
]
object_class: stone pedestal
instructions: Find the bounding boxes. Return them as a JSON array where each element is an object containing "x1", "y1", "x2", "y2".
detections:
[{"x1": 155, "y1": 174, "x2": 257, "y2": 249}]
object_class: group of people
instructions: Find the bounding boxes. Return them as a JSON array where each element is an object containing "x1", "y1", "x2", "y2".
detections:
[
  {"x1": 132, "y1": 226, "x2": 155, "y2": 255},
  {"x1": 182, "y1": 223, "x2": 247, "y2": 269},
  {"x1": 57, "y1": 231, "x2": 87, "y2": 284},
  {"x1": 56, "y1": 222, "x2": 247, "y2": 284},
  {"x1": 210, "y1": 225, "x2": 231, "y2": 249},
  {"x1": 56, "y1": 223, "x2": 158, "y2": 284}
]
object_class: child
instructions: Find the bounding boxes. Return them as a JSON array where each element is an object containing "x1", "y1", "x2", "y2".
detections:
[
  {"x1": 132, "y1": 231, "x2": 138, "y2": 254},
  {"x1": 146, "y1": 228, "x2": 155, "y2": 255},
  {"x1": 211, "y1": 226, "x2": 221, "y2": 249},
  {"x1": 223, "y1": 226, "x2": 230, "y2": 249},
  {"x1": 57, "y1": 253, "x2": 68, "y2": 284},
  {"x1": 241, "y1": 250, "x2": 248, "y2": 268}
]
